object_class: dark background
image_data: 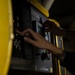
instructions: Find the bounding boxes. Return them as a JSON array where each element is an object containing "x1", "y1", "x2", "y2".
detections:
[{"x1": 48, "y1": 0, "x2": 75, "y2": 29}]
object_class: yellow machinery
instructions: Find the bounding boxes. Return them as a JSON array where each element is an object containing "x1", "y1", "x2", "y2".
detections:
[
  {"x1": 0, "y1": 0, "x2": 13, "y2": 75},
  {"x1": 0, "y1": 0, "x2": 65, "y2": 75},
  {"x1": 29, "y1": 0, "x2": 49, "y2": 17},
  {"x1": 0, "y1": 0, "x2": 49, "y2": 75}
]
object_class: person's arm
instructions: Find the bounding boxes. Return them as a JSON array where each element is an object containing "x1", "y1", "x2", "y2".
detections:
[
  {"x1": 47, "y1": 29, "x2": 75, "y2": 42},
  {"x1": 43, "y1": 20, "x2": 75, "y2": 42},
  {"x1": 16, "y1": 28, "x2": 65, "y2": 61},
  {"x1": 16, "y1": 28, "x2": 75, "y2": 74}
]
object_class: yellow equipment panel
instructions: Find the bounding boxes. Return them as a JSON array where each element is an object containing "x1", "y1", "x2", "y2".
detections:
[
  {"x1": 0, "y1": 0, "x2": 13, "y2": 75},
  {"x1": 29, "y1": 0, "x2": 49, "y2": 17}
]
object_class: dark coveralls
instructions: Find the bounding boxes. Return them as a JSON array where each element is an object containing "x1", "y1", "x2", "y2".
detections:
[{"x1": 60, "y1": 51, "x2": 75, "y2": 75}]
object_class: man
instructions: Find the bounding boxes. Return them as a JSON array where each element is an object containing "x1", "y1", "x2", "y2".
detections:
[{"x1": 16, "y1": 20, "x2": 75, "y2": 74}]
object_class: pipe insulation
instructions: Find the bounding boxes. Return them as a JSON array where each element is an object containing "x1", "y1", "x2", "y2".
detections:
[{"x1": 43, "y1": 0, "x2": 54, "y2": 11}]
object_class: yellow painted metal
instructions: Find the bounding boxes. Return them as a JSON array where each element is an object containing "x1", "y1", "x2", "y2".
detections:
[
  {"x1": 48, "y1": 19, "x2": 60, "y2": 27},
  {"x1": 29, "y1": 0, "x2": 49, "y2": 17},
  {"x1": 49, "y1": 19, "x2": 62, "y2": 75},
  {"x1": 0, "y1": 0, "x2": 13, "y2": 75},
  {"x1": 55, "y1": 36, "x2": 62, "y2": 75},
  {"x1": 49, "y1": 19, "x2": 66, "y2": 75}
]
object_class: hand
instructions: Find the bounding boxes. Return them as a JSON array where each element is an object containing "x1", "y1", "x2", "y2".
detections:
[{"x1": 16, "y1": 28, "x2": 49, "y2": 49}]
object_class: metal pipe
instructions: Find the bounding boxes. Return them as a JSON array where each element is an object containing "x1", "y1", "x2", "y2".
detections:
[{"x1": 43, "y1": 0, "x2": 54, "y2": 11}]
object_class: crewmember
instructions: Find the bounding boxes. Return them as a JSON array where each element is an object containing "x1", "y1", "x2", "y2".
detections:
[{"x1": 17, "y1": 20, "x2": 75, "y2": 74}]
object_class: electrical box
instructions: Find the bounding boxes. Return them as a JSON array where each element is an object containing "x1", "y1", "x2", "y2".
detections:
[{"x1": 10, "y1": 0, "x2": 53, "y2": 74}]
